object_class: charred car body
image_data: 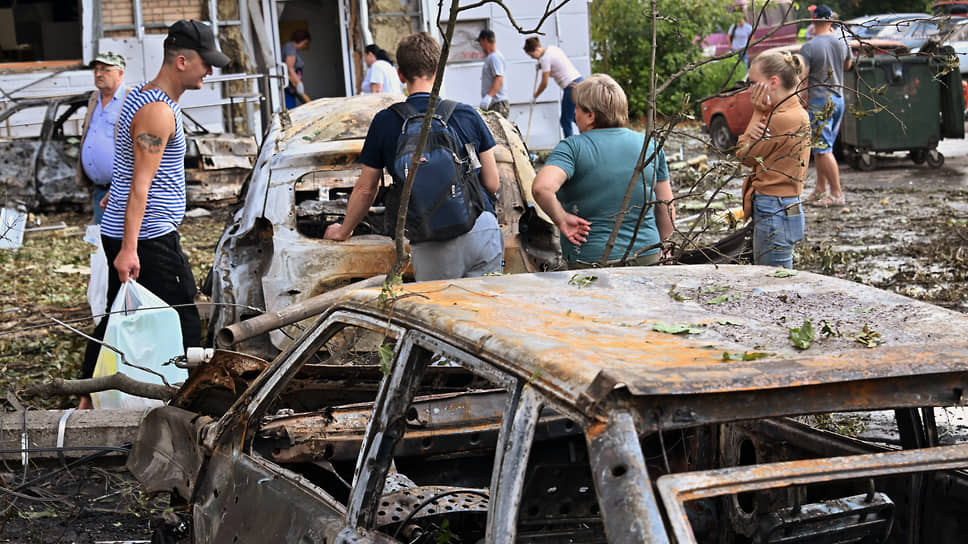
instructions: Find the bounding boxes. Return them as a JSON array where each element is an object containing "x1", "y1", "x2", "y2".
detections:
[
  {"x1": 206, "y1": 94, "x2": 561, "y2": 358},
  {"x1": 0, "y1": 93, "x2": 256, "y2": 210},
  {"x1": 131, "y1": 265, "x2": 968, "y2": 543}
]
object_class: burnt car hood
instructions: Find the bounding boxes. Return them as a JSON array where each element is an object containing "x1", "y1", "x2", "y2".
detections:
[{"x1": 336, "y1": 265, "x2": 968, "y2": 414}]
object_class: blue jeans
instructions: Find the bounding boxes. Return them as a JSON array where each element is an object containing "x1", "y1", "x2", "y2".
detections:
[
  {"x1": 808, "y1": 94, "x2": 844, "y2": 155},
  {"x1": 752, "y1": 194, "x2": 804, "y2": 269},
  {"x1": 92, "y1": 186, "x2": 109, "y2": 224},
  {"x1": 561, "y1": 77, "x2": 583, "y2": 138}
]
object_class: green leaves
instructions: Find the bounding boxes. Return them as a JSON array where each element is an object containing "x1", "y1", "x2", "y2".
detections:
[
  {"x1": 652, "y1": 322, "x2": 705, "y2": 335},
  {"x1": 768, "y1": 269, "x2": 798, "y2": 278},
  {"x1": 378, "y1": 343, "x2": 394, "y2": 376},
  {"x1": 568, "y1": 273, "x2": 598, "y2": 289},
  {"x1": 789, "y1": 319, "x2": 815, "y2": 350},
  {"x1": 855, "y1": 325, "x2": 883, "y2": 348},
  {"x1": 377, "y1": 274, "x2": 403, "y2": 309},
  {"x1": 590, "y1": 0, "x2": 737, "y2": 117},
  {"x1": 722, "y1": 351, "x2": 774, "y2": 361}
]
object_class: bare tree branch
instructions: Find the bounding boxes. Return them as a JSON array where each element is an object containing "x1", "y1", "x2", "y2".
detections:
[{"x1": 23, "y1": 373, "x2": 173, "y2": 401}]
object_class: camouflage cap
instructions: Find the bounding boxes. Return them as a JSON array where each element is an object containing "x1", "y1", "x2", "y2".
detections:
[{"x1": 90, "y1": 51, "x2": 126, "y2": 70}]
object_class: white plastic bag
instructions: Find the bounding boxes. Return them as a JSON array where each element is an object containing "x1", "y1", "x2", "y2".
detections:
[
  {"x1": 85, "y1": 225, "x2": 108, "y2": 326},
  {"x1": 91, "y1": 280, "x2": 187, "y2": 409}
]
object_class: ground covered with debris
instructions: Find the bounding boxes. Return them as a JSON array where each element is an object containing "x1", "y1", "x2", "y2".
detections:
[
  {"x1": 0, "y1": 122, "x2": 967, "y2": 540},
  {"x1": 0, "y1": 209, "x2": 227, "y2": 543},
  {"x1": 0, "y1": 459, "x2": 168, "y2": 543}
]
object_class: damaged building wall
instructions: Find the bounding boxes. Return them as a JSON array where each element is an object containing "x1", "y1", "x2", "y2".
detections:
[
  {"x1": 101, "y1": 0, "x2": 205, "y2": 37},
  {"x1": 367, "y1": 0, "x2": 420, "y2": 61}
]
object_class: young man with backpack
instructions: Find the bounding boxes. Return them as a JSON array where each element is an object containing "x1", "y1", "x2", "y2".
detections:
[{"x1": 324, "y1": 32, "x2": 503, "y2": 281}]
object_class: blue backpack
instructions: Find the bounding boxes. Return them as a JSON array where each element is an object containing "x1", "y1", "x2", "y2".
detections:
[{"x1": 384, "y1": 99, "x2": 486, "y2": 243}]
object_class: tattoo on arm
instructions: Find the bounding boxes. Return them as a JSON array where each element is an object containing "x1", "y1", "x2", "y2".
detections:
[{"x1": 135, "y1": 132, "x2": 163, "y2": 154}]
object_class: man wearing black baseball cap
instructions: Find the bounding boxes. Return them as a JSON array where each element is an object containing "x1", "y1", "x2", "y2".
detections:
[
  {"x1": 78, "y1": 20, "x2": 232, "y2": 408},
  {"x1": 165, "y1": 19, "x2": 231, "y2": 70}
]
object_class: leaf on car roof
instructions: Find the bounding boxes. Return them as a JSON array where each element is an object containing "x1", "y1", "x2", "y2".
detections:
[
  {"x1": 789, "y1": 319, "x2": 815, "y2": 350},
  {"x1": 652, "y1": 322, "x2": 705, "y2": 335}
]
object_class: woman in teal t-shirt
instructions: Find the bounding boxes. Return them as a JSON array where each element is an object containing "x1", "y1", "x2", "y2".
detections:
[{"x1": 531, "y1": 73, "x2": 675, "y2": 268}]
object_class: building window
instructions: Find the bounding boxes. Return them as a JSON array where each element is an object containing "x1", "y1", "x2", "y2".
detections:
[{"x1": 0, "y1": 0, "x2": 82, "y2": 62}]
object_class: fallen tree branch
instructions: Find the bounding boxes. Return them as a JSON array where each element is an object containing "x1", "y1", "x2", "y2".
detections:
[{"x1": 23, "y1": 373, "x2": 173, "y2": 401}]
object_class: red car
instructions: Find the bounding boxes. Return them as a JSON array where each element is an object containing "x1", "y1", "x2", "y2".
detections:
[
  {"x1": 933, "y1": 1, "x2": 968, "y2": 16},
  {"x1": 701, "y1": 39, "x2": 909, "y2": 151}
]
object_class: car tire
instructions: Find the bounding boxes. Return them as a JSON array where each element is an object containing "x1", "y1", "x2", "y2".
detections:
[{"x1": 709, "y1": 115, "x2": 737, "y2": 151}]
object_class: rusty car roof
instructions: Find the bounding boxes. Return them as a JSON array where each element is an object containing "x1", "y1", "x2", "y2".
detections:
[{"x1": 336, "y1": 265, "x2": 968, "y2": 408}]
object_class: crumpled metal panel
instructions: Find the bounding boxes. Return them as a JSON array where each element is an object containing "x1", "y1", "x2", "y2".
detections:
[
  {"x1": 125, "y1": 406, "x2": 213, "y2": 498},
  {"x1": 170, "y1": 349, "x2": 269, "y2": 416},
  {"x1": 335, "y1": 265, "x2": 968, "y2": 409},
  {"x1": 191, "y1": 133, "x2": 258, "y2": 170},
  {"x1": 185, "y1": 167, "x2": 249, "y2": 205}
]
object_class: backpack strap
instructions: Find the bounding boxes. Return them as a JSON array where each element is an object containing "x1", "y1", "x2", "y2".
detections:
[
  {"x1": 433, "y1": 99, "x2": 458, "y2": 124},
  {"x1": 389, "y1": 101, "x2": 420, "y2": 122},
  {"x1": 389, "y1": 99, "x2": 459, "y2": 129}
]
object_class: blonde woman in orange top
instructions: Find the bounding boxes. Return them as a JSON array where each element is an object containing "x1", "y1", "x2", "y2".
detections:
[{"x1": 736, "y1": 51, "x2": 812, "y2": 269}]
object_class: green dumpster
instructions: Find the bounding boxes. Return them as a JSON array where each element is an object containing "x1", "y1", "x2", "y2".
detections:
[{"x1": 842, "y1": 47, "x2": 963, "y2": 170}]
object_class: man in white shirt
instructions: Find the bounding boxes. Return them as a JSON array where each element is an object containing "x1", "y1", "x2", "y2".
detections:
[
  {"x1": 477, "y1": 29, "x2": 509, "y2": 118},
  {"x1": 524, "y1": 36, "x2": 583, "y2": 138}
]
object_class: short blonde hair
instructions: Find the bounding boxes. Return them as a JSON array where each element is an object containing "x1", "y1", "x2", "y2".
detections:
[{"x1": 572, "y1": 74, "x2": 629, "y2": 129}]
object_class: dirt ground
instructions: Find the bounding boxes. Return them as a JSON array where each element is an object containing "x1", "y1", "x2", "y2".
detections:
[{"x1": 1, "y1": 123, "x2": 967, "y2": 541}]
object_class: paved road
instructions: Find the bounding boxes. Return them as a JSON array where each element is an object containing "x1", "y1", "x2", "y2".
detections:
[{"x1": 837, "y1": 135, "x2": 968, "y2": 193}]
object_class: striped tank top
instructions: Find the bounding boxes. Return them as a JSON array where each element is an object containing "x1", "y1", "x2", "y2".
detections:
[{"x1": 101, "y1": 82, "x2": 186, "y2": 240}]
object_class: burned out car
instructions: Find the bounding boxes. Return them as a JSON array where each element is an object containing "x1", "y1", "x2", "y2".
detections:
[
  {"x1": 207, "y1": 94, "x2": 561, "y2": 359},
  {"x1": 131, "y1": 265, "x2": 968, "y2": 543},
  {"x1": 0, "y1": 93, "x2": 256, "y2": 210}
]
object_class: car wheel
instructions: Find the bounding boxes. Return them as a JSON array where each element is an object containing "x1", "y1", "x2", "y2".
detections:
[
  {"x1": 709, "y1": 116, "x2": 737, "y2": 151},
  {"x1": 926, "y1": 149, "x2": 945, "y2": 168}
]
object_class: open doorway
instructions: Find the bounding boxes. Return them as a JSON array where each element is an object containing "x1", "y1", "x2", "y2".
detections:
[{"x1": 278, "y1": 0, "x2": 346, "y2": 99}]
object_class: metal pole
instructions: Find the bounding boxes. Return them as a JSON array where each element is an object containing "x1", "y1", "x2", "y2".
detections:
[
  {"x1": 209, "y1": 0, "x2": 219, "y2": 38},
  {"x1": 132, "y1": 0, "x2": 144, "y2": 42}
]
